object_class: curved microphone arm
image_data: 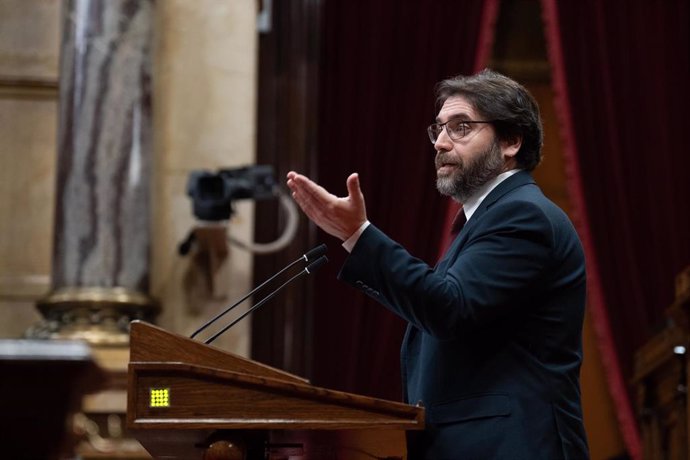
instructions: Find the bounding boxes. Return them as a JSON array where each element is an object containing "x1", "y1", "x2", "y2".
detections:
[{"x1": 227, "y1": 189, "x2": 299, "y2": 254}]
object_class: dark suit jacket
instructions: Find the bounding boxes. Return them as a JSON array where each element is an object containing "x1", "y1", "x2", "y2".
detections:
[{"x1": 339, "y1": 171, "x2": 589, "y2": 459}]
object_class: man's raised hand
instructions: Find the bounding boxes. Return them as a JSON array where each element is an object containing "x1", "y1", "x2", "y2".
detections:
[{"x1": 286, "y1": 171, "x2": 367, "y2": 241}]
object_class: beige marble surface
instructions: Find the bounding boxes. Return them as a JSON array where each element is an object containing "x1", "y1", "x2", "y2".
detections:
[
  {"x1": 0, "y1": 0, "x2": 259, "y2": 358},
  {"x1": 0, "y1": 1, "x2": 61, "y2": 337},
  {"x1": 0, "y1": 0, "x2": 61, "y2": 79},
  {"x1": 152, "y1": 0, "x2": 258, "y2": 357},
  {"x1": 0, "y1": 97, "x2": 57, "y2": 336}
]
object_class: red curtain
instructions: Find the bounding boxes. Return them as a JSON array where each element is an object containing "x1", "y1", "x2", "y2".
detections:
[
  {"x1": 437, "y1": 1, "x2": 500, "y2": 257},
  {"x1": 312, "y1": 0, "x2": 499, "y2": 402},
  {"x1": 542, "y1": 1, "x2": 690, "y2": 458}
]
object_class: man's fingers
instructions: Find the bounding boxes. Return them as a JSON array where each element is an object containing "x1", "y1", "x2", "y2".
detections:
[
  {"x1": 346, "y1": 173, "x2": 364, "y2": 206},
  {"x1": 291, "y1": 189, "x2": 321, "y2": 223},
  {"x1": 288, "y1": 173, "x2": 329, "y2": 220},
  {"x1": 287, "y1": 171, "x2": 367, "y2": 241},
  {"x1": 299, "y1": 175, "x2": 332, "y2": 201}
]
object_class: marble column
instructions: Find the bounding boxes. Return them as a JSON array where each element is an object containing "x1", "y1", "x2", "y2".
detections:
[{"x1": 32, "y1": 0, "x2": 158, "y2": 344}]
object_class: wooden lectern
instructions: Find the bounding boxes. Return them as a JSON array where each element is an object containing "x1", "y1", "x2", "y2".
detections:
[
  {"x1": 634, "y1": 265, "x2": 690, "y2": 460},
  {"x1": 127, "y1": 321, "x2": 424, "y2": 459},
  {"x1": 0, "y1": 339, "x2": 106, "y2": 460}
]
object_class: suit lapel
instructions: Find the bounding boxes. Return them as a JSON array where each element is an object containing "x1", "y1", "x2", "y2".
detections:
[
  {"x1": 474, "y1": 170, "x2": 535, "y2": 215},
  {"x1": 436, "y1": 171, "x2": 535, "y2": 273},
  {"x1": 402, "y1": 171, "x2": 536, "y2": 402}
]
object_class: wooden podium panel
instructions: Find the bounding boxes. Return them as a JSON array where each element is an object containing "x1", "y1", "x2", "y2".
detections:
[
  {"x1": 634, "y1": 266, "x2": 690, "y2": 460},
  {"x1": 127, "y1": 321, "x2": 423, "y2": 459},
  {"x1": 633, "y1": 325, "x2": 688, "y2": 460},
  {"x1": 0, "y1": 340, "x2": 105, "y2": 460}
]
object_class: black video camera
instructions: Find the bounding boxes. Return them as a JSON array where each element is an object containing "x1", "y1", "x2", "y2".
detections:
[{"x1": 187, "y1": 165, "x2": 277, "y2": 221}]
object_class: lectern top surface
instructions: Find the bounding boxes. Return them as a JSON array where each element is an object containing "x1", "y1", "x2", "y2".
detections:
[{"x1": 0, "y1": 339, "x2": 92, "y2": 361}]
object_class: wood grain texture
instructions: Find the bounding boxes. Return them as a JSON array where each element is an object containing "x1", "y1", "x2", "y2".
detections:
[
  {"x1": 130, "y1": 321, "x2": 308, "y2": 384},
  {"x1": 128, "y1": 321, "x2": 422, "y2": 459}
]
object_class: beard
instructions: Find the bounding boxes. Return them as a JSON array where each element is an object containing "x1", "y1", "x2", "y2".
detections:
[{"x1": 435, "y1": 139, "x2": 504, "y2": 203}]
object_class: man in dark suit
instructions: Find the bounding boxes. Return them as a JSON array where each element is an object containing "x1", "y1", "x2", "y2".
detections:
[{"x1": 286, "y1": 69, "x2": 589, "y2": 459}]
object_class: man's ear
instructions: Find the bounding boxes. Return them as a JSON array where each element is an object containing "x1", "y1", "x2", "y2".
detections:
[{"x1": 500, "y1": 135, "x2": 522, "y2": 160}]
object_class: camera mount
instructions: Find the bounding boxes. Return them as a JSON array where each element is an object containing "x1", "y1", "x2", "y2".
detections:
[{"x1": 182, "y1": 165, "x2": 298, "y2": 255}]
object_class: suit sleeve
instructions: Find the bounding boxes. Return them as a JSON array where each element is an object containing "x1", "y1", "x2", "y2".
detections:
[{"x1": 338, "y1": 200, "x2": 556, "y2": 339}]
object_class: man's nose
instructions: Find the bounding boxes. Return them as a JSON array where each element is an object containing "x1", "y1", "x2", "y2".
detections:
[{"x1": 434, "y1": 126, "x2": 453, "y2": 151}]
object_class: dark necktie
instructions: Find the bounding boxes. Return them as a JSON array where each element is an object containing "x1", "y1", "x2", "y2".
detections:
[{"x1": 450, "y1": 208, "x2": 467, "y2": 236}]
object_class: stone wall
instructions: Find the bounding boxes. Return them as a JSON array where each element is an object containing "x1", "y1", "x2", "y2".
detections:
[{"x1": 0, "y1": 0, "x2": 258, "y2": 357}]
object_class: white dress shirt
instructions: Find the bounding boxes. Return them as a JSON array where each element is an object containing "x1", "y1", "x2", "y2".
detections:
[{"x1": 342, "y1": 169, "x2": 521, "y2": 252}]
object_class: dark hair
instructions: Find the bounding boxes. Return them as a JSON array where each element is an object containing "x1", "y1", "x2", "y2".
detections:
[{"x1": 435, "y1": 69, "x2": 543, "y2": 171}]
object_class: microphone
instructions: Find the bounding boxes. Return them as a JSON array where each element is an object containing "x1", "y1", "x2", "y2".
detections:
[
  {"x1": 204, "y1": 255, "x2": 328, "y2": 344},
  {"x1": 190, "y1": 244, "x2": 328, "y2": 339}
]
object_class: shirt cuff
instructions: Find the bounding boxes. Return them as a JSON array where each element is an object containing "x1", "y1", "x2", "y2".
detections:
[{"x1": 342, "y1": 221, "x2": 370, "y2": 253}]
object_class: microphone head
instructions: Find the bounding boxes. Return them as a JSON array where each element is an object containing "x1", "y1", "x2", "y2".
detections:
[
  {"x1": 305, "y1": 243, "x2": 328, "y2": 261},
  {"x1": 305, "y1": 255, "x2": 328, "y2": 274}
]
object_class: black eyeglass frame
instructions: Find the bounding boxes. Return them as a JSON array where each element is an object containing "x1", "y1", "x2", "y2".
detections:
[{"x1": 427, "y1": 119, "x2": 499, "y2": 144}]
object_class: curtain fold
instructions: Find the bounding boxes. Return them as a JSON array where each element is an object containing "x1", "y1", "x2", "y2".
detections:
[
  {"x1": 312, "y1": 0, "x2": 499, "y2": 401},
  {"x1": 438, "y1": 0, "x2": 500, "y2": 258},
  {"x1": 541, "y1": 1, "x2": 690, "y2": 458}
]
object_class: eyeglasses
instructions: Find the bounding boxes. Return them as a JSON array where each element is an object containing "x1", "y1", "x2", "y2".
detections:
[{"x1": 427, "y1": 119, "x2": 498, "y2": 144}]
